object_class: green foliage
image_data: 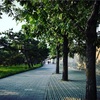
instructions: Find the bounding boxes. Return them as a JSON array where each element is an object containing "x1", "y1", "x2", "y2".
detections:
[{"x1": 0, "y1": 29, "x2": 49, "y2": 66}]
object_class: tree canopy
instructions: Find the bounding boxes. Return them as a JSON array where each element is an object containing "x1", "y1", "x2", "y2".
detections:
[{"x1": 0, "y1": 29, "x2": 49, "y2": 67}]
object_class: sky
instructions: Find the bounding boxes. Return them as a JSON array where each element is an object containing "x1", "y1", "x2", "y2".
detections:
[
  {"x1": 97, "y1": 24, "x2": 100, "y2": 32},
  {"x1": 0, "y1": 0, "x2": 24, "y2": 32},
  {"x1": 0, "y1": 13, "x2": 23, "y2": 32}
]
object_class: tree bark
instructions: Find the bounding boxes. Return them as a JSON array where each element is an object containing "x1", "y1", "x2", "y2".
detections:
[
  {"x1": 56, "y1": 44, "x2": 60, "y2": 74},
  {"x1": 24, "y1": 53, "x2": 31, "y2": 68},
  {"x1": 86, "y1": 37, "x2": 97, "y2": 100},
  {"x1": 62, "y1": 35, "x2": 68, "y2": 81},
  {"x1": 85, "y1": 1, "x2": 100, "y2": 100}
]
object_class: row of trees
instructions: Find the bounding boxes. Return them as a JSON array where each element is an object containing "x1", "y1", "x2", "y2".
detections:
[
  {"x1": 0, "y1": 29, "x2": 49, "y2": 67},
  {"x1": 1, "y1": 0, "x2": 100, "y2": 100}
]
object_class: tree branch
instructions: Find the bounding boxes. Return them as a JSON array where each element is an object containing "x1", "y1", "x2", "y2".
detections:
[
  {"x1": 87, "y1": 0, "x2": 100, "y2": 25},
  {"x1": 68, "y1": 13, "x2": 85, "y2": 33}
]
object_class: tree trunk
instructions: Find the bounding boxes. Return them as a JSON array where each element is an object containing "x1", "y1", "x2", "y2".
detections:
[
  {"x1": 25, "y1": 54, "x2": 31, "y2": 68},
  {"x1": 56, "y1": 44, "x2": 60, "y2": 74},
  {"x1": 85, "y1": 1, "x2": 100, "y2": 100},
  {"x1": 62, "y1": 35, "x2": 68, "y2": 81},
  {"x1": 86, "y1": 37, "x2": 97, "y2": 100}
]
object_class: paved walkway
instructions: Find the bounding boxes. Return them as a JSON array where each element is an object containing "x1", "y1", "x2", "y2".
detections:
[{"x1": 0, "y1": 64, "x2": 100, "y2": 100}]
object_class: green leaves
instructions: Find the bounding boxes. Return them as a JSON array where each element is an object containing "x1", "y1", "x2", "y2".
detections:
[{"x1": 0, "y1": 29, "x2": 49, "y2": 66}]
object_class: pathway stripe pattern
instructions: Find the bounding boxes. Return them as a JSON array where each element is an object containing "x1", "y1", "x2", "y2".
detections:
[
  {"x1": 0, "y1": 64, "x2": 54, "y2": 100},
  {"x1": 0, "y1": 64, "x2": 100, "y2": 100},
  {"x1": 45, "y1": 68, "x2": 86, "y2": 100}
]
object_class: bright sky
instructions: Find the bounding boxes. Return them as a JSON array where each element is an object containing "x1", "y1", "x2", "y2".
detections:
[
  {"x1": 0, "y1": 13, "x2": 23, "y2": 32},
  {"x1": 97, "y1": 24, "x2": 100, "y2": 32},
  {"x1": 0, "y1": 0, "x2": 24, "y2": 32}
]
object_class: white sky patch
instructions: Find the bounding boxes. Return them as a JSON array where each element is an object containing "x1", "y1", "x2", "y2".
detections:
[
  {"x1": 0, "y1": 0, "x2": 24, "y2": 32},
  {"x1": 97, "y1": 24, "x2": 100, "y2": 32},
  {"x1": 0, "y1": 13, "x2": 23, "y2": 32}
]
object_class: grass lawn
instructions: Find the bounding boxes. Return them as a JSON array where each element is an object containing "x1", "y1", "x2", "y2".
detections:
[{"x1": 0, "y1": 64, "x2": 42, "y2": 79}]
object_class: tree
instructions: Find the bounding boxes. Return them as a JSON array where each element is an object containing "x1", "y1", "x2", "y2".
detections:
[
  {"x1": 0, "y1": 30, "x2": 25, "y2": 66},
  {"x1": 13, "y1": 0, "x2": 64, "y2": 74},
  {"x1": 0, "y1": 29, "x2": 49, "y2": 67},
  {"x1": 67, "y1": 1, "x2": 100, "y2": 99},
  {"x1": 85, "y1": 1, "x2": 100, "y2": 100}
]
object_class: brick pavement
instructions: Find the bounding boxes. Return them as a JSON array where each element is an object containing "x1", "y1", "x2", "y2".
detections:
[
  {"x1": 0, "y1": 64, "x2": 55, "y2": 100},
  {"x1": 0, "y1": 64, "x2": 100, "y2": 100},
  {"x1": 45, "y1": 68, "x2": 86, "y2": 100}
]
